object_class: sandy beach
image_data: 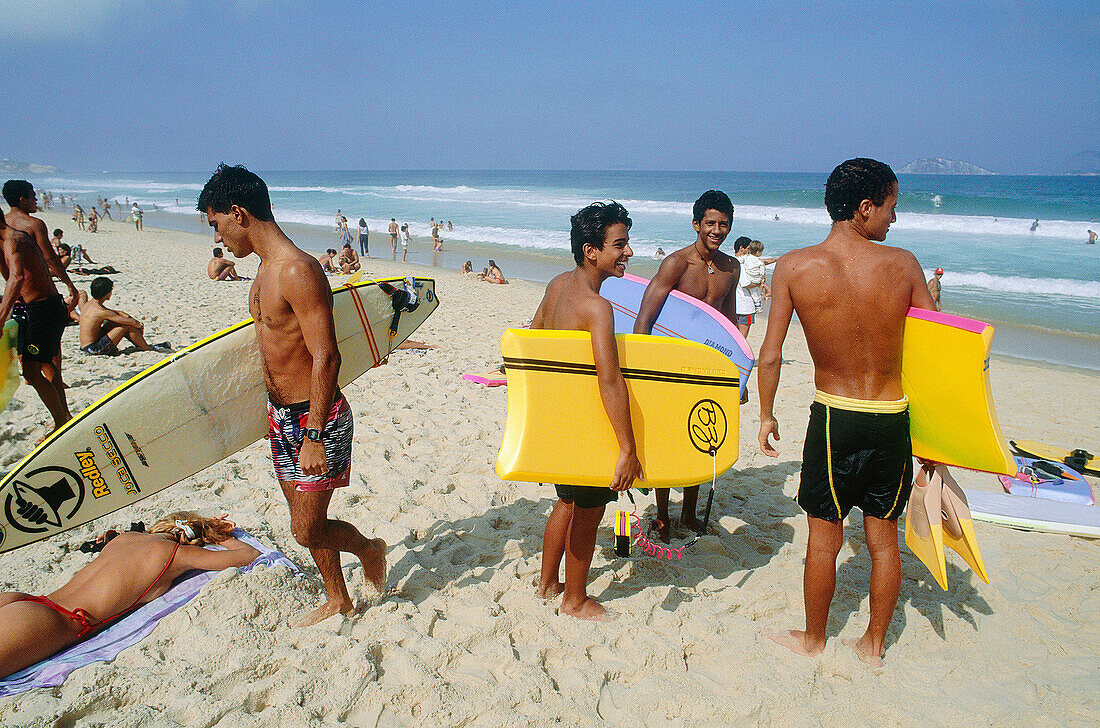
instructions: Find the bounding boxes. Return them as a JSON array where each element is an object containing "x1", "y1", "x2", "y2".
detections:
[{"x1": 1, "y1": 212, "x2": 1098, "y2": 727}]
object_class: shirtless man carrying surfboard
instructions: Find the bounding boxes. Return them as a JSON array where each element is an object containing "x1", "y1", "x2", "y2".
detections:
[
  {"x1": 199, "y1": 164, "x2": 386, "y2": 627},
  {"x1": 757, "y1": 158, "x2": 935, "y2": 666},
  {"x1": 532, "y1": 201, "x2": 644, "y2": 621},
  {"x1": 633, "y1": 190, "x2": 740, "y2": 542}
]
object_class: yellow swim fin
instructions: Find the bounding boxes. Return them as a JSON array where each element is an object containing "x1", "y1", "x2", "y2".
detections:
[
  {"x1": 936, "y1": 466, "x2": 990, "y2": 584},
  {"x1": 904, "y1": 465, "x2": 948, "y2": 590}
]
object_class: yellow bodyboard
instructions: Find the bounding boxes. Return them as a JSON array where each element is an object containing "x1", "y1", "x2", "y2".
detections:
[
  {"x1": 902, "y1": 309, "x2": 1014, "y2": 476},
  {"x1": 496, "y1": 329, "x2": 739, "y2": 488},
  {"x1": 1, "y1": 319, "x2": 18, "y2": 411}
]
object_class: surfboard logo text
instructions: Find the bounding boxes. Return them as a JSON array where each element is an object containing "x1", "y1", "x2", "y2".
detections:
[
  {"x1": 95, "y1": 426, "x2": 139, "y2": 495},
  {"x1": 688, "y1": 399, "x2": 727, "y2": 454},
  {"x1": 75, "y1": 450, "x2": 110, "y2": 498}
]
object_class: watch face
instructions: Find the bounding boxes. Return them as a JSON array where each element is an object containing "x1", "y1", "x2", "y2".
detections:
[{"x1": 304, "y1": 428, "x2": 322, "y2": 442}]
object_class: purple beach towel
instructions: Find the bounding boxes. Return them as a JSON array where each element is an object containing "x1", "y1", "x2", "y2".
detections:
[{"x1": 0, "y1": 530, "x2": 299, "y2": 697}]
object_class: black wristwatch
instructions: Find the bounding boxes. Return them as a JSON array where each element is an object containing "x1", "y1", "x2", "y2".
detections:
[{"x1": 303, "y1": 428, "x2": 324, "y2": 443}]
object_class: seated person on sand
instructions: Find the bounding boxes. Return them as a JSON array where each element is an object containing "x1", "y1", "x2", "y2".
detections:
[
  {"x1": 338, "y1": 242, "x2": 361, "y2": 273},
  {"x1": 78, "y1": 277, "x2": 171, "y2": 355},
  {"x1": 208, "y1": 247, "x2": 242, "y2": 280},
  {"x1": 483, "y1": 259, "x2": 508, "y2": 284},
  {"x1": 462, "y1": 260, "x2": 474, "y2": 274},
  {"x1": 0, "y1": 512, "x2": 259, "y2": 679},
  {"x1": 318, "y1": 248, "x2": 339, "y2": 273},
  {"x1": 86, "y1": 209, "x2": 99, "y2": 233},
  {"x1": 56, "y1": 242, "x2": 72, "y2": 269}
]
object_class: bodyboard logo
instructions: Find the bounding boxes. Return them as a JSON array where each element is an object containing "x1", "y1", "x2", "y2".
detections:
[
  {"x1": 688, "y1": 399, "x2": 727, "y2": 454},
  {"x1": 3, "y1": 466, "x2": 86, "y2": 533}
]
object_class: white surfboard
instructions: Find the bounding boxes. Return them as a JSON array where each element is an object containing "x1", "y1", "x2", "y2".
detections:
[
  {"x1": 0, "y1": 277, "x2": 438, "y2": 554},
  {"x1": 962, "y1": 488, "x2": 1100, "y2": 538}
]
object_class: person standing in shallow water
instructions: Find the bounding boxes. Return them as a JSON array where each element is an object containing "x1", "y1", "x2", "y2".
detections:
[
  {"x1": 198, "y1": 164, "x2": 387, "y2": 627},
  {"x1": 757, "y1": 158, "x2": 936, "y2": 667}
]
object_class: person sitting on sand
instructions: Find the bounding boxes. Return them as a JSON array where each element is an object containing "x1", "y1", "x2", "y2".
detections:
[
  {"x1": 484, "y1": 260, "x2": 507, "y2": 284},
  {"x1": 758, "y1": 158, "x2": 936, "y2": 667},
  {"x1": 86, "y1": 208, "x2": 99, "y2": 233},
  {"x1": 56, "y1": 242, "x2": 72, "y2": 269},
  {"x1": 208, "y1": 247, "x2": 242, "y2": 280},
  {"x1": 0, "y1": 512, "x2": 259, "y2": 679},
  {"x1": 78, "y1": 277, "x2": 171, "y2": 355},
  {"x1": 318, "y1": 248, "x2": 339, "y2": 274},
  {"x1": 532, "y1": 201, "x2": 643, "y2": 620},
  {"x1": 338, "y1": 242, "x2": 361, "y2": 274},
  {"x1": 462, "y1": 260, "x2": 474, "y2": 274},
  {"x1": 50, "y1": 229, "x2": 64, "y2": 257}
]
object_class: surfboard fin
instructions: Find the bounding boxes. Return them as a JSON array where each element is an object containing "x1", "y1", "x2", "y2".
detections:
[{"x1": 905, "y1": 464, "x2": 989, "y2": 590}]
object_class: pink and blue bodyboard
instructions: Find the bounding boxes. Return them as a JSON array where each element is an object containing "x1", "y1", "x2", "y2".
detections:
[{"x1": 600, "y1": 272, "x2": 755, "y2": 397}]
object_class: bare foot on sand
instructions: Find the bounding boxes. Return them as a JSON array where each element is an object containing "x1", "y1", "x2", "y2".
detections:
[
  {"x1": 768, "y1": 629, "x2": 826, "y2": 658},
  {"x1": 358, "y1": 538, "x2": 388, "y2": 592},
  {"x1": 842, "y1": 636, "x2": 884, "y2": 667},
  {"x1": 649, "y1": 518, "x2": 671, "y2": 544},
  {"x1": 559, "y1": 597, "x2": 617, "y2": 622},
  {"x1": 293, "y1": 599, "x2": 354, "y2": 628},
  {"x1": 537, "y1": 580, "x2": 565, "y2": 599}
]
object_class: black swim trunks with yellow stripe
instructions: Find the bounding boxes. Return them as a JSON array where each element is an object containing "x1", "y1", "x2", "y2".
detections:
[{"x1": 797, "y1": 391, "x2": 913, "y2": 521}]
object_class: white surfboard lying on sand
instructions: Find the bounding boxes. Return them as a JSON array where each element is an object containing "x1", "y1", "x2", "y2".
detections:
[
  {"x1": 962, "y1": 488, "x2": 1100, "y2": 538},
  {"x1": 0, "y1": 277, "x2": 438, "y2": 554}
]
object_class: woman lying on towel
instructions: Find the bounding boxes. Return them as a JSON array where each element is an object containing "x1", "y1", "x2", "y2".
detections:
[{"x1": 0, "y1": 512, "x2": 259, "y2": 678}]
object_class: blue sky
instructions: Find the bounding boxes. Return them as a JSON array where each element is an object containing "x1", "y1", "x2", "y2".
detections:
[{"x1": 2, "y1": 0, "x2": 1096, "y2": 173}]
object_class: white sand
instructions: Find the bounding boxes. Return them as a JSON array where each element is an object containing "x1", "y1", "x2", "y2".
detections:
[{"x1": 1, "y1": 213, "x2": 1098, "y2": 727}]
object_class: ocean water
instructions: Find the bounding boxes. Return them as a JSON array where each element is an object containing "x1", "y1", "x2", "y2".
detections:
[{"x1": 27, "y1": 169, "x2": 1100, "y2": 369}]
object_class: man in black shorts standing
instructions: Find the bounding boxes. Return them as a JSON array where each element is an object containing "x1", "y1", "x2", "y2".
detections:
[
  {"x1": 0, "y1": 207, "x2": 72, "y2": 434},
  {"x1": 4, "y1": 180, "x2": 79, "y2": 426},
  {"x1": 530, "y1": 201, "x2": 644, "y2": 621},
  {"x1": 757, "y1": 158, "x2": 936, "y2": 666}
]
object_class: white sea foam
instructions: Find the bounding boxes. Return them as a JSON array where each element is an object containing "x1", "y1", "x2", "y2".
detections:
[{"x1": 930, "y1": 270, "x2": 1100, "y2": 300}]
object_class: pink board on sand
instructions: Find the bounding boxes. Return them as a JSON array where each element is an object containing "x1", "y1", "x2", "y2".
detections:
[
  {"x1": 463, "y1": 369, "x2": 507, "y2": 387},
  {"x1": 600, "y1": 272, "x2": 754, "y2": 398}
]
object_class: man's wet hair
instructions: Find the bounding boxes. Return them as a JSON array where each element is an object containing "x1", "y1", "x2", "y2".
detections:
[
  {"x1": 824, "y1": 158, "x2": 898, "y2": 222},
  {"x1": 2, "y1": 180, "x2": 34, "y2": 207},
  {"x1": 693, "y1": 190, "x2": 734, "y2": 223},
  {"x1": 196, "y1": 164, "x2": 274, "y2": 222},
  {"x1": 570, "y1": 201, "x2": 632, "y2": 265},
  {"x1": 213, "y1": 247, "x2": 222, "y2": 256},
  {"x1": 733, "y1": 236, "x2": 752, "y2": 251},
  {"x1": 90, "y1": 276, "x2": 113, "y2": 299}
]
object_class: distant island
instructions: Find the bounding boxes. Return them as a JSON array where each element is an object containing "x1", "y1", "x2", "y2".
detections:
[
  {"x1": 0, "y1": 158, "x2": 60, "y2": 175},
  {"x1": 897, "y1": 158, "x2": 994, "y2": 175}
]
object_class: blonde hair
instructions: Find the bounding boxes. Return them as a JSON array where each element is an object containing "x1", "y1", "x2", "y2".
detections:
[
  {"x1": 748, "y1": 240, "x2": 764, "y2": 255},
  {"x1": 149, "y1": 511, "x2": 234, "y2": 546}
]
